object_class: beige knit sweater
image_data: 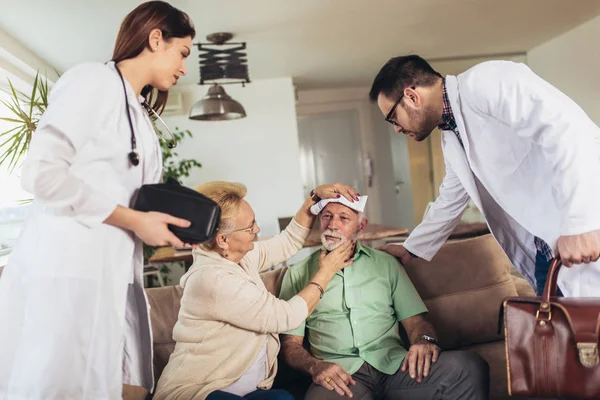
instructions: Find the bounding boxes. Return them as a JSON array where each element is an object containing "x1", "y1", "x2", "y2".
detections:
[{"x1": 154, "y1": 219, "x2": 310, "y2": 400}]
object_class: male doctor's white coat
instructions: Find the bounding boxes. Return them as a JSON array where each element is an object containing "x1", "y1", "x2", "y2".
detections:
[
  {"x1": 0, "y1": 61, "x2": 160, "y2": 399},
  {"x1": 403, "y1": 61, "x2": 600, "y2": 297}
]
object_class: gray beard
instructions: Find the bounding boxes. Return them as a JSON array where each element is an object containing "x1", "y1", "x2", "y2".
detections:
[
  {"x1": 321, "y1": 229, "x2": 347, "y2": 251},
  {"x1": 320, "y1": 229, "x2": 360, "y2": 251}
]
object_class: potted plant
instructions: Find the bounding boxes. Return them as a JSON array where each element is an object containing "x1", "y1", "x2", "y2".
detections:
[{"x1": 0, "y1": 73, "x2": 50, "y2": 172}]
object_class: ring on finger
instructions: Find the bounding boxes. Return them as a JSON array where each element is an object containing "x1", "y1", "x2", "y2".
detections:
[{"x1": 325, "y1": 376, "x2": 331, "y2": 383}]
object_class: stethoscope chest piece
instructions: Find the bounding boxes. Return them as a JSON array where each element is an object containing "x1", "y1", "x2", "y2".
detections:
[{"x1": 129, "y1": 151, "x2": 140, "y2": 166}]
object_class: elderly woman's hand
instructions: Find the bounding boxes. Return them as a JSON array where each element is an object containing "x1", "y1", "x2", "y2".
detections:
[
  {"x1": 313, "y1": 183, "x2": 360, "y2": 202},
  {"x1": 318, "y1": 241, "x2": 355, "y2": 274}
]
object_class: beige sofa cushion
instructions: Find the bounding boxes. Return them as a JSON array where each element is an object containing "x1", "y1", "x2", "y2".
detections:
[
  {"x1": 146, "y1": 285, "x2": 183, "y2": 379},
  {"x1": 403, "y1": 234, "x2": 519, "y2": 349}
]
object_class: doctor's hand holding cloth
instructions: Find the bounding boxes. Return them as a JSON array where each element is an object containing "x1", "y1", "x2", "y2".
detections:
[
  {"x1": 0, "y1": 2, "x2": 197, "y2": 399},
  {"x1": 371, "y1": 55, "x2": 600, "y2": 298}
]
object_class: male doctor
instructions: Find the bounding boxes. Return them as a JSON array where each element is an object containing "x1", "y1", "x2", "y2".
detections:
[{"x1": 369, "y1": 55, "x2": 600, "y2": 297}]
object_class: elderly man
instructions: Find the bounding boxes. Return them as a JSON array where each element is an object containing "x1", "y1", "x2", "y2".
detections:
[{"x1": 278, "y1": 196, "x2": 489, "y2": 400}]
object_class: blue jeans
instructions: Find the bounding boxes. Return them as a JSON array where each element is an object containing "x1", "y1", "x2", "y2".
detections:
[
  {"x1": 207, "y1": 389, "x2": 295, "y2": 400},
  {"x1": 535, "y1": 249, "x2": 564, "y2": 297}
]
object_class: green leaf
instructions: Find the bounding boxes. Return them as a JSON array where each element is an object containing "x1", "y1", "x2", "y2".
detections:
[
  {"x1": 1, "y1": 97, "x2": 24, "y2": 117},
  {"x1": 0, "y1": 129, "x2": 25, "y2": 149},
  {"x1": 6, "y1": 129, "x2": 25, "y2": 170},
  {"x1": 0, "y1": 125, "x2": 21, "y2": 139},
  {"x1": 0, "y1": 117, "x2": 25, "y2": 124},
  {"x1": 0, "y1": 140, "x2": 18, "y2": 165},
  {"x1": 7, "y1": 80, "x2": 21, "y2": 105},
  {"x1": 29, "y1": 73, "x2": 39, "y2": 116},
  {"x1": 0, "y1": 70, "x2": 56, "y2": 172}
]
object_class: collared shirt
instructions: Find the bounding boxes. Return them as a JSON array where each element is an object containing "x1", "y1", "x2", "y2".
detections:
[
  {"x1": 534, "y1": 237, "x2": 554, "y2": 262},
  {"x1": 437, "y1": 78, "x2": 462, "y2": 146},
  {"x1": 279, "y1": 243, "x2": 428, "y2": 375},
  {"x1": 437, "y1": 78, "x2": 553, "y2": 262}
]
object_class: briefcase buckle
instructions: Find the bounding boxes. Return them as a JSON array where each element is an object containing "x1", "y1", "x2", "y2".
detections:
[{"x1": 577, "y1": 343, "x2": 599, "y2": 368}]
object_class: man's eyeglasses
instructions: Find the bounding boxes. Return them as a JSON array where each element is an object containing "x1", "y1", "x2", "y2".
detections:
[
  {"x1": 231, "y1": 219, "x2": 258, "y2": 234},
  {"x1": 384, "y1": 86, "x2": 415, "y2": 127}
]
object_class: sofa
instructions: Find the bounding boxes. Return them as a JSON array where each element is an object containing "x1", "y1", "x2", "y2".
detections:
[{"x1": 145, "y1": 234, "x2": 539, "y2": 399}]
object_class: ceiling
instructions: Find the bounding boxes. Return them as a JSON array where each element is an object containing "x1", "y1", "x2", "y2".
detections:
[{"x1": 1, "y1": 0, "x2": 600, "y2": 89}]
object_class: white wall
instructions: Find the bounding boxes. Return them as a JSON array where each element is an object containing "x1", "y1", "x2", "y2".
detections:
[
  {"x1": 528, "y1": 14, "x2": 600, "y2": 124},
  {"x1": 163, "y1": 78, "x2": 304, "y2": 236},
  {"x1": 296, "y1": 86, "x2": 389, "y2": 225}
]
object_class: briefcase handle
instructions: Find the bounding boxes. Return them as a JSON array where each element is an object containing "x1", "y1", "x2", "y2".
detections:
[
  {"x1": 541, "y1": 256, "x2": 562, "y2": 302},
  {"x1": 536, "y1": 256, "x2": 562, "y2": 322}
]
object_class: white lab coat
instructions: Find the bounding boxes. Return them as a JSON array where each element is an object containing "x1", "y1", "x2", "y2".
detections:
[
  {"x1": 404, "y1": 61, "x2": 600, "y2": 297},
  {"x1": 0, "y1": 61, "x2": 161, "y2": 399}
]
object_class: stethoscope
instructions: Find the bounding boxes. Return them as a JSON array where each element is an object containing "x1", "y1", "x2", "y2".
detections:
[{"x1": 114, "y1": 62, "x2": 177, "y2": 167}]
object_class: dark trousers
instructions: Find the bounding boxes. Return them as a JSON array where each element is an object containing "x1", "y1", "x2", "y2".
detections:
[
  {"x1": 534, "y1": 249, "x2": 564, "y2": 296},
  {"x1": 207, "y1": 389, "x2": 295, "y2": 400},
  {"x1": 304, "y1": 351, "x2": 489, "y2": 400}
]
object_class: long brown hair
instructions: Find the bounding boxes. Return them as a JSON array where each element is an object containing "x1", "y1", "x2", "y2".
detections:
[{"x1": 112, "y1": 1, "x2": 195, "y2": 114}]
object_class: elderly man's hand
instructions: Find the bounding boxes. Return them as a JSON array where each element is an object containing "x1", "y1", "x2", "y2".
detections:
[
  {"x1": 377, "y1": 244, "x2": 414, "y2": 266},
  {"x1": 557, "y1": 231, "x2": 600, "y2": 267},
  {"x1": 310, "y1": 360, "x2": 356, "y2": 397},
  {"x1": 401, "y1": 341, "x2": 441, "y2": 383},
  {"x1": 313, "y1": 183, "x2": 360, "y2": 202}
]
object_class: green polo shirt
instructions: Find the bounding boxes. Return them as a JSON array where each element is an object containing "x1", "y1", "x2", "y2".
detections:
[{"x1": 279, "y1": 243, "x2": 427, "y2": 375}]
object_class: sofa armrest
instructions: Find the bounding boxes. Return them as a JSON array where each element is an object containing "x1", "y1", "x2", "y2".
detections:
[
  {"x1": 511, "y1": 275, "x2": 536, "y2": 297},
  {"x1": 508, "y1": 265, "x2": 536, "y2": 297}
]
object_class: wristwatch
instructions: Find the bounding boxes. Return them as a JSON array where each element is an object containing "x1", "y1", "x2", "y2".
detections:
[
  {"x1": 418, "y1": 334, "x2": 439, "y2": 346},
  {"x1": 310, "y1": 189, "x2": 321, "y2": 203}
]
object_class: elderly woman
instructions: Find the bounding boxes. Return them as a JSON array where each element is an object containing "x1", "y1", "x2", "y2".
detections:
[{"x1": 154, "y1": 181, "x2": 360, "y2": 400}]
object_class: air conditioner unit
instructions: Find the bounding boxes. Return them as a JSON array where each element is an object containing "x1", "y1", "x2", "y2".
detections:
[{"x1": 162, "y1": 92, "x2": 184, "y2": 116}]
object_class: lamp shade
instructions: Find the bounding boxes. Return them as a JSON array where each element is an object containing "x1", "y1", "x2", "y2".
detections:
[{"x1": 189, "y1": 84, "x2": 246, "y2": 121}]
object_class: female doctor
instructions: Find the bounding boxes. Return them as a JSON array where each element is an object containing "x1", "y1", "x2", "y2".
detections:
[{"x1": 0, "y1": 1, "x2": 195, "y2": 398}]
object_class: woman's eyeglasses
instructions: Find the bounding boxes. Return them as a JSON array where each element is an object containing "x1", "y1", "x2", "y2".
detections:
[{"x1": 231, "y1": 219, "x2": 258, "y2": 234}]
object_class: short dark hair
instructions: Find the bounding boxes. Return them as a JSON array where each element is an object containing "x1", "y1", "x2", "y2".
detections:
[{"x1": 369, "y1": 55, "x2": 442, "y2": 102}]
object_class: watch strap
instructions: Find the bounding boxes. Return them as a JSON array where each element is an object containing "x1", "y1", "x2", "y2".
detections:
[{"x1": 419, "y1": 334, "x2": 439, "y2": 345}]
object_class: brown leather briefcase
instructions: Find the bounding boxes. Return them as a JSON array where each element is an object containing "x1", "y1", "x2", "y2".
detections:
[{"x1": 503, "y1": 257, "x2": 600, "y2": 398}]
